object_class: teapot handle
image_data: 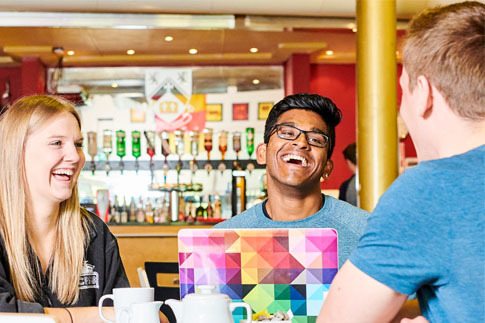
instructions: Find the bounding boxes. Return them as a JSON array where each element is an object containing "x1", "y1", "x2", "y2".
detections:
[{"x1": 230, "y1": 302, "x2": 252, "y2": 322}]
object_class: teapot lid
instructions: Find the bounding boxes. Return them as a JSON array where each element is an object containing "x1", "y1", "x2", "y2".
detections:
[{"x1": 183, "y1": 285, "x2": 230, "y2": 302}]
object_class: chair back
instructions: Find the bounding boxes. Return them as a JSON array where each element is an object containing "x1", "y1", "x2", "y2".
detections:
[{"x1": 145, "y1": 261, "x2": 180, "y2": 323}]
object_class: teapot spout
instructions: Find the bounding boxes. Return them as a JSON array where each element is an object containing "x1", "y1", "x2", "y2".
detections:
[{"x1": 165, "y1": 299, "x2": 183, "y2": 322}]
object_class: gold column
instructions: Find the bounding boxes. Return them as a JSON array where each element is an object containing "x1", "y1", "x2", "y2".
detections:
[{"x1": 356, "y1": 0, "x2": 398, "y2": 211}]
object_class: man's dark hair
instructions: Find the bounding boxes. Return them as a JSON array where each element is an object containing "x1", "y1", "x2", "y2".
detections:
[
  {"x1": 343, "y1": 142, "x2": 357, "y2": 165},
  {"x1": 264, "y1": 93, "x2": 342, "y2": 158}
]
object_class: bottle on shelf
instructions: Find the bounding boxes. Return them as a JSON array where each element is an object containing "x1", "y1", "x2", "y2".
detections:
[
  {"x1": 136, "y1": 196, "x2": 145, "y2": 223},
  {"x1": 160, "y1": 195, "x2": 170, "y2": 223},
  {"x1": 145, "y1": 198, "x2": 154, "y2": 224},
  {"x1": 111, "y1": 195, "x2": 121, "y2": 223},
  {"x1": 120, "y1": 196, "x2": 128, "y2": 223},
  {"x1": 195, "y1": 196, "x2": 205, "y2": 219},
  {"x1": 214, "y1": 195, "x2": 222, "y2": 219},
  {"x1": 206, "y1": 195, "x2": 213, "y2": 218},
  {"x1": 129, "y1": 197, "x2": 136, "y2": 222}
]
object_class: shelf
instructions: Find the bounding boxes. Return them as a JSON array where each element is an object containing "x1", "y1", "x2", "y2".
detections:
[{"x1": 82, "y1": 159, "x2": 265, "y2": 172}]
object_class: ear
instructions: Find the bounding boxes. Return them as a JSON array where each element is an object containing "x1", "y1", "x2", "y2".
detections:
[
  {"x1": 322, "y1": 159, "x2": 334, "y2": 179},
  {"x1": 415, "y1": 75, "x2": 434, "y2": 119},
  {"x1": 256, "y1": 143, "x2": 267, "y2": 165}
]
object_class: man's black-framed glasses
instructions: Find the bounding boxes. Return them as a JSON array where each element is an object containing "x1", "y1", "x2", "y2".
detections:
[{"x1": 272, "y1": 124, "x2": 329, "y2": 148}]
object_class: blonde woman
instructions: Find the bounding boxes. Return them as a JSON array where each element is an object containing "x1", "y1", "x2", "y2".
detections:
[{"x1": 0, "y1": 95, "x2": 130, "y2": 322}]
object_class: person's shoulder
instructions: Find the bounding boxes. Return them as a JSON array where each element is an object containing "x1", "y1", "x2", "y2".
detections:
[
  {"x1": 81, "y1": 208, "x2": 111, "y2": 240},
  {"x1": 325, "y1": 195, "x2": 369, "y2": 218},
  {"x1": 213, "y1": 202, "x2": 264, "y2": 228}
]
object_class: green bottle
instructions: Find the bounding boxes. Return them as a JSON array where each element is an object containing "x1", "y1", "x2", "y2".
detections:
[
  {"x1": 116, "y1": 130, "x2": 126, "y2": 173},
  {"x1": 246, "y1": 127, "x2": 255, "y2": 158},
  {"x1": 131, "y1": 131, "x2": 141, "y2": 173}
]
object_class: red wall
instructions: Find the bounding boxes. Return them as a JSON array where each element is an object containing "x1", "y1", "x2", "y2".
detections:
[
  {"x1": 0, "y1": 66, "x2": 23, "y2": 107},
  {"x1": 310, "y1": 64, "x2": 357, "y2": 189},
  {"x1": 310, "y1": 63, "x2": 416, "y2": 190}
]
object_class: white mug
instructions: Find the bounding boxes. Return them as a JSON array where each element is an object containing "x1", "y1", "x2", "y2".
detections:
[
  {"x1": 98, "y1": 287, "x2": 154, "y2": 323},
  {"x1": 120, "y1": 301, "x2": 163, "y2": 323}
]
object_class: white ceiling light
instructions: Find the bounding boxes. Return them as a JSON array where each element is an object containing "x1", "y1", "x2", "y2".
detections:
[
  {"x1": 189, "y1": 48, "x2": 198, "y2": 54},
  {"x1": 0, "y1": 12, "x2": 236, "y2": 29},
  {"x1": 252, "y1": 79, "x2": 260, "y2": 84},
  {"x1": 164, "y1": 36, "x2": 174, "y2": 42},
  {"x1": 250, "y1": 47, "x2": 258, "y2": 53},
  {"x1": 126, "y1": 49, "x2": 135, "y2": 55}
]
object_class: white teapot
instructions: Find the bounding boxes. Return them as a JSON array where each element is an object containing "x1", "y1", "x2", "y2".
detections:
[{"x1": 165, "y1": 285, "x2": 252, "y2": 323}]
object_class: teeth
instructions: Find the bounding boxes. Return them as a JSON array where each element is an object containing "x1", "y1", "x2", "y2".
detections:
[
  {"x1": 282, "y1": 154, "x2": 308, "y2": 167},
  {"x1": 53, "y1": 169, "x2": 74, "y2": 176}
]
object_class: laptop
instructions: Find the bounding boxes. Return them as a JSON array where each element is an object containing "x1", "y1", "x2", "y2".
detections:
[{"x1": 178, "y1": 228, "x2": 338, "y2": 323}]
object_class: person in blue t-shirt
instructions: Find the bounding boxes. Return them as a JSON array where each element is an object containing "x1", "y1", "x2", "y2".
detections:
[
  {"x1": 318, "y1": 2, "x2": 485, "y2": 323},
  {"x1": 215, "y1": 93, "x2": 369, "y2": 268}
]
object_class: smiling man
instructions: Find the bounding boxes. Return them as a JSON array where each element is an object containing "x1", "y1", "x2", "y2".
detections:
[{"x1": 215, "y1": 93, "x2": 369, "y2": 267}]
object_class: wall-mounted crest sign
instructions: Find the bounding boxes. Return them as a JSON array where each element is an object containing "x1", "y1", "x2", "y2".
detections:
[{"x1": 145, "y1": 68, "x2": 205, "y2": 131}]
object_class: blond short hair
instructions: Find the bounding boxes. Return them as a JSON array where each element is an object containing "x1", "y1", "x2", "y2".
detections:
[{"x1": 402, "y1": 1, "x2": 485, "y2": 120}]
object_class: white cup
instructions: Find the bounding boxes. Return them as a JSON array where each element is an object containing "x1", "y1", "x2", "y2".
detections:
[
  {"x1": 98, "y1": 287, "x2": 154, "y2": 323},
  {"x1": 120, "y1": 301, "x2": 163, "y2": 323}
]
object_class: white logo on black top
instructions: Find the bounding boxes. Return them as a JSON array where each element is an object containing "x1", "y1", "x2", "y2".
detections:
[{"x1": 79, "y1": 261, "x2": 99, "y2": 289}]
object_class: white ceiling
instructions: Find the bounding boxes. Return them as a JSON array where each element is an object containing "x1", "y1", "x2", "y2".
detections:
[{"x1": 0, "y1": 0, "x2": 462, "y2": 18}]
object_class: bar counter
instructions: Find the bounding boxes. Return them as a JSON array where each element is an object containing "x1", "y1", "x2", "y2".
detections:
[{"x1": 109, "y1": 224, "x2": 213, "y2": 287}]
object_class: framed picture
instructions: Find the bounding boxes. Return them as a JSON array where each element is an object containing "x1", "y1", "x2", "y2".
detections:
[
  {"x1": 130, "y1": 108, "x2": 145, "y2": 123},
  {"x1": 206, "y1": 103, "x2": 223, "y2": 122},
  {"x1": 232, "y1": 103, "x2": 248, "y2": 121},
  {"x1": 258, "y1": 102, "x2": 273, "y2": 120}
]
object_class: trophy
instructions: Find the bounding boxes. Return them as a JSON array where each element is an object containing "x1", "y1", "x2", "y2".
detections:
[
  {"x1": 144, "y1": 131, "x2": 156, "y2": 184},
  {"x1": 102, "y1": 130, "x2": 112, "y2": 175},
  {"x1": 131, "y1": 131, "x2": 141, "y2": 173},
  {"x1": 87, "y1": 131, "x2": 97, "y2": 174},
  {"x1": 116, "y1": 130, "x2": 126, "y2": 174}
]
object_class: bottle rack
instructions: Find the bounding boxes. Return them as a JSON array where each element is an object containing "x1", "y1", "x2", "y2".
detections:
[{"x1": 82, "y1": 159, "x2": 265, "y2": 172}]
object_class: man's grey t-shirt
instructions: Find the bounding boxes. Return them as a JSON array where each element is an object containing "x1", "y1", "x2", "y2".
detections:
[{"x1": 215, "y1": 195, "x2": 369, "y2": 267}]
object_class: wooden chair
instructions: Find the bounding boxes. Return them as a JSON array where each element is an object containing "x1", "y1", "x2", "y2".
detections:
[{"x1": 145, "y1": 261, "x2": 180, "y2": 323}]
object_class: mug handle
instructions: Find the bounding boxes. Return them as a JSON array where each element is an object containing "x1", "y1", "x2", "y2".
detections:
[
  {"x1": 98, "y1": 294, "x2": 115, "y2": 323},
  {"x1": 230, "y1": 302, "x2": 252, "y2": 322}
]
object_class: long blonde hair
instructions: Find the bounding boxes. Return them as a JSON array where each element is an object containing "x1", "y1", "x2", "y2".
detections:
[{"x1": 0, "y1": 95, "x2": 91, "y2": 304}]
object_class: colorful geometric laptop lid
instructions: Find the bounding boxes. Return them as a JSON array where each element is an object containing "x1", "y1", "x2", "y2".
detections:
[{"x1": 178, "y1": 228, "x2": 338, "y2": 323}]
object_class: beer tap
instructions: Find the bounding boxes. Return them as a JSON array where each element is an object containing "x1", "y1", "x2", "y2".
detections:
[
  {"x1": 157, "y1": 131, "x2": 171, "y2": 185},
  {"x1": 189, "y1": 131, "x2": 199, "y2": 184},
  {"x1": 203, "y1": 128, "x2": 213, "y2": 174},
  {"x1": 232, "y1": 131, "x2": 242, "y2": 170},
  {"x1": 246, "y1": 127, "x2": 255, "y2": 173},
  {"x1": 144, "y1": 131, "x2": 156, "y2": 184},
  {"x1": 87, "y1": 131, "x2": 97, "y2": 174},
  {"x1": 218, "y1": 130, "x2": 228, "y2": 173},
  {"x1": 131, "y1": 131, "x2": 141, "y2": 174},
  {"x1": 174, "y1": 130, "x2": 184, "y2": 186},
  {"x1": 102, "y1": 130, "x2": 112, "y2": 175},
  {"x1": 116, "y1": 130, "x2": 126, "y2": 174}
]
